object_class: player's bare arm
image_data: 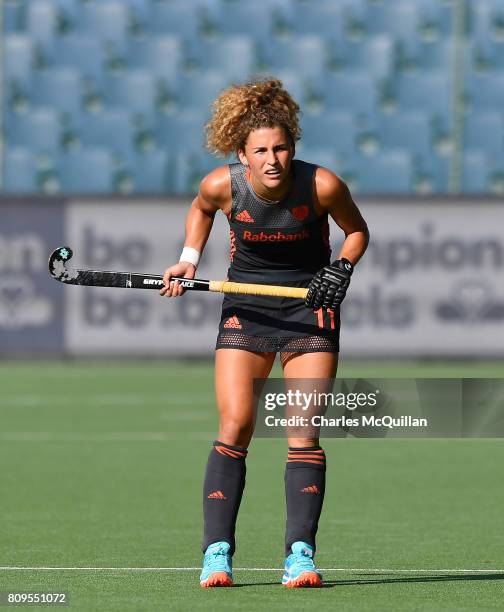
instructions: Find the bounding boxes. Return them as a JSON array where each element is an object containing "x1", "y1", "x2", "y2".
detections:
[
  {"x1": 305, "y1": 167, "x2": 370, "y2": 310},
  {"x1": 314, "y1": 166, "x2": 370, "y2": 264},
  {"x1": 160, "y1": 167, "x2": 231, "y2": 297}
]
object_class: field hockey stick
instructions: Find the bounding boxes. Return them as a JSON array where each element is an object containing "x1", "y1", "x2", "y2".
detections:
[{"x1": 48, "y1": 246, "x2": 309, "y2": 299}]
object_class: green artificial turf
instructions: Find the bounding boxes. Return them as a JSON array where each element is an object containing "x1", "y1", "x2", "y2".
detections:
[{"x1": 0, "y1": 361, "x2": 503, "y2": 611}]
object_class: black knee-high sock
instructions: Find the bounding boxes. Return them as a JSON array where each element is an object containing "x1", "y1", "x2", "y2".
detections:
[
  {"x1": 285, "y1": 446, "x2": 326, "y2": 555},
  {"x1": 202, "y1": 441, "x2": 248, "y2": 555}
]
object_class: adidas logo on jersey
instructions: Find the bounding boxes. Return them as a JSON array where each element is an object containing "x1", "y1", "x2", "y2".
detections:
[
  {"x1": 223, "y1": 316, "x2": 242, "y2": 329},
  {"x1": 236, "y1": 210, "x2": 255, "y2": 223}
]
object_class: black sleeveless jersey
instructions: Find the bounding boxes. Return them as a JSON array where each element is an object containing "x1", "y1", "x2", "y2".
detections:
[{"x1": 227, "y1": 160, "x2": 331, "y2": 283}]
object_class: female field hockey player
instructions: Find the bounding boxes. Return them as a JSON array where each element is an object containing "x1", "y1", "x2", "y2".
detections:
[{"x1": 160, "y1": 78, "x2": 369, "y2": 588}]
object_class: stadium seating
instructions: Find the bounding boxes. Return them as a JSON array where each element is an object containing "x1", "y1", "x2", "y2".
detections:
[
  {"x1": 463, "y1": 150, "x2": 489, "y2": 194},
  {"x1": 1, "y1": 0, "x2": 501, "y2": 194},
  {"x1": 397, "y1": 72, "x2": 452, "y2": 119},
  {"x1": 6, "y1": 107, "x2": 61, "y2": 153},
  {"x1": 324, "y1": 72, "x2": 378, "y2": 117},
  {"x1": 78, "y1": 110, "x2": 134, "y2": 159},
  {"x1": 3, "y1": 147, "x2": 38, "y2": 192},
  {"x1": 4, "y1": 35, "x2": 33, "y2": 87},
  {"x1": 341, "y1": 36, "x2": 393, "y2": 79},
  {"x1": 128, "y1": 35, "x2": 182, "y2": 83},
  {"x1": 365, "y1": 3, "x2": 418, "y2": 41},
  {"x1": 128, "y1": 149, "x2": 174, "y2": 193},
  {"x1": 157, "y1": 111, "x2": 206, "y2": 153},
  {"x1": 58, "y1": 148, "x2": 115, "y2": 192},
  {"x1": 51, "y1": 35, "x2": 104, "y2": 81},
  {"x1": 26, "y1": 1, "x2": 57, "y2": 47},
  {"x1": 31, "y1": 68, "x2": 82, "y2": 116},
  {"x1": 4, "y1": 1, "x2": 22, "y2": 33},
  {"x1": 465, "y1": 112, "x2": 504, "y2": 158},
  {"x1": 377, "y1": 112, "x2": 432, "y2": 160},
  {"x1": 354, "y1": 150, "x2": 413, "y2": 194},
  {"x1": 106, "y1": 70, "x2": 156, "y2": 116},
  {"x1": 466, "y1": 73, "x2": 504, "y2": 110},
  {"x1": 79, "y1": 1, "x2": 128, "y2": 45},
  {"x1": 300, "y1": 112, "x2": 356, "y2": 157},
  {"x1": 191, "y1": 36, "x2": 257, "y2": 81}
]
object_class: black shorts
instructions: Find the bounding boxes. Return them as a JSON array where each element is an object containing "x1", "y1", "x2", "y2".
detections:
[{"x1": 216, "y1": 279, "x2": 340, "y2": 354}]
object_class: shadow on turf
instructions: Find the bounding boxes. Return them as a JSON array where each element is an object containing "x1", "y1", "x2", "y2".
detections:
[
  {"x1": 322, "y1": 573, "x2": 504, "y2": 588},
  {"x1": 229, "y1": 573, "x2": 504, "y2": 588}
]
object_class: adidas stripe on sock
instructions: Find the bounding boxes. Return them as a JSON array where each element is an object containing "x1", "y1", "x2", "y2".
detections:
[
  {"x1": 285, "y1": 446, "x2": 326, "y2": 555},
  {"x1": 202, "y1": 441, "x2": 248, "y2": 556}
]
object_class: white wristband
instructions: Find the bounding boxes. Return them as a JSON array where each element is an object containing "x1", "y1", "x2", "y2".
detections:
[{"x1": 179, "y1": 246, "x2": 200, "y2": 268}]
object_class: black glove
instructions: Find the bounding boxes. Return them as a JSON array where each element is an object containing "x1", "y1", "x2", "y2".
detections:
[{"x1": 305, "y1": 258, "x2": 354, "y2": 310}]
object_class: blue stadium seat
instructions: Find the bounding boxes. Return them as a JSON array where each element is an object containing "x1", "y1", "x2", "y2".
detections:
[
  {"x1": 355, "y1": 150, "x2": 413, "y2": 194},
  {"x1": 267, "y1": 37, "x2": 328, "y2": 81},
  {"x1": 31, "y1": 68, "x2": 82, "y2": 116},
  {"x1": 365, "y1": 2, "x2": 419, "y2": 41},
  {"x1": 397, "y1": 39, "x2": 453, "y2": 71},
  {"x1": 176, "y1": 72, "x2": 229, "y2": 112},
  {"x1": 342, "y1": 36, "x2": 393, "y2": 79},
  {"x1": 4, "y1": 0, "x2": 22, "y2": 33},
  {"x1": 129, "y1": 35, "x2": 183, "y2": 83},
  {"x1": 51, "y1": 35, "x2": 104, "y2": 81},
  {"x1": 106, "y1": 70, "x2": 156, "y2": 115},
  {"x1": 324, "y1": 72, "x2": 378, "y2": 117},
  {"x1": 465, "y1": 112, "x2": 504, "y2": 158},
  {"x1": 294, "y1": 148, "x2": 339, "y2": 172},
  {"x1": 3, "y1": 147, "x2": 37, "y2": 192},
  {"x1": 5, "y1": 35, "x2": 33, "y2": 87},
  {"x1": 291, "y1": 3, "x2": 346, "y2": 39},
  {"x1": 26, "y1": 1, "x2": 57, "y2": 46},
  {"x1": 193, "y1": 36, "x2": 257, "y2": 81},
  {"x1": 397, "y1": 72, "x2": 451, "y2": 118},
  {"x1": 470, "y1": 38, "x2": 504, "y2": 71},
  {"x1": 378, "y1": 112, "x2": 432, "y2": 159},
  {"x1": 122, "y1": 0, "x2": 151, "y2": 22},
  {"x1": 470, "y1": 0, "x2": 504, "y2": 39},
  {"x1": 51, "y1": 0, "x2": 80, "y2": 20},
  {"x1": 416, "y1": 0, "x2": 454, "y2": 38},
  {"x1": 149, "y1": 2, "x2": 208, "y2": 42},
  {"x1": 216, "y1": 2, "x2": 283, "y2": 40},
  {"x1": 157, "y1": 111, "x2": 206, "y2": 153},
  {"x1": 466, "y1": 73, "x2": 504, "y2": 110},
  {"x1": 174, "y1": 151, "x2": 220, "y2": 194},
  {"x1": 59, "y1": 148, "x2": 114, "y2": 192},
  {"x1": 80, "y1": 1, "x2": 128, "y2": 45},
  {"x1": 463, "y1": 150, "x2": 488, "y2": 193},
  {"x1": 6, "y1": 108, "x2": 61, "y2": 153},
  {"x1": 300, "y1": 112, "x2": 356, "y2": 156},
  {"x1": 128, "y1": 150, "x2": 174, "y2": 192},
  {"x1": 415, "y1": 154, "x2": 450, "y2": 193},
  {"x1": 78, "y1": 110, "x2": 134, "y2": 158}
]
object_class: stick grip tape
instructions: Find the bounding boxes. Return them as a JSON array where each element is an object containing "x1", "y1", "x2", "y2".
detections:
[{"x1": 209, "y1": 280, "x2": 308, "y2": 299}]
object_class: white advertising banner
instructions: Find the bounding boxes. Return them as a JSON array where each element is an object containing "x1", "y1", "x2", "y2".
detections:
[{"x1": 65, "y1": 198, "x2": 504, "y2": 357}]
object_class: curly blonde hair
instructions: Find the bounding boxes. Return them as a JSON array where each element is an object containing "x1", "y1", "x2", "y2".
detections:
[{"x1": 205, "y1": 77, "x2": 301, "y2": 157}]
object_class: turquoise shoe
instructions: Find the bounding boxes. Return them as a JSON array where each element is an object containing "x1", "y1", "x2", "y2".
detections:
[
  {"x1": 282, "y1": 541, "x2": 322, "y2": 588},
  {"x1": 200, "y1": 541, "x2": 233, "y2": 587}
]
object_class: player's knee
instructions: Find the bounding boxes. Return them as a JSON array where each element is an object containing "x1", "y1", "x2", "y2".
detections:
[{"x1": 219, "y1": 416, "x2": 254, "y2": 447}]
